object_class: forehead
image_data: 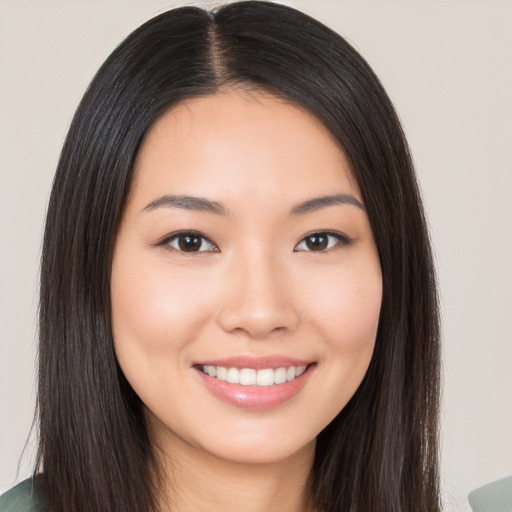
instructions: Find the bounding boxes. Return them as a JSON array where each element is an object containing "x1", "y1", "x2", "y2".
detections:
[{"x1": 128, "y1": 89, "x2": 361, "y2": 213}]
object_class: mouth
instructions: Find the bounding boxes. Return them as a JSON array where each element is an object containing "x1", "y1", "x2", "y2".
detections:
[
  {"x1": 192, "y1": 358, "x2": 317, "y2": 409},
  {"x1": 196, "y1": 364, "x2": 309, "y2": 387}
]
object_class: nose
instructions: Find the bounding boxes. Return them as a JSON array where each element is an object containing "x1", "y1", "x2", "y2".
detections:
[{"x1": 216, "y1": 250, "x2": 300, "y2": 339}]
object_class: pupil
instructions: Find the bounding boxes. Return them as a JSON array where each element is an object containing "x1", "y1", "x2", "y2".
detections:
[
  {"x1": 178, "y1": 234, "x2": 202, "y2": 252},
  {"x1": 306, "y1": 234, "x2": 328, "y2": 251}
]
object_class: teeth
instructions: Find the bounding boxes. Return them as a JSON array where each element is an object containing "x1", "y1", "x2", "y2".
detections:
[
  {"x1": 274, "y1": 367, "x2": 287, "y2": 384},
  {"x1": 239, "y1": 368, "x2": 256, "y2": 385},
  {"x1": 226, "y1": 367, "x2": 239, "y2": 384},
  {"x1": 216, "y1": 366, "x2": 227, "y2": 380},
  {"x1": 256, "y1": 368, "x2": 274, "y2": 387},
  {"x1": 203, "y1": 365, "x2": 217, "y2": 377},
  {"x1": 296, "y1": 365, "x2": 307, "y2": 377},
  {"x1": 200, "y1": 364, "x2": 308, "y2": 386}
]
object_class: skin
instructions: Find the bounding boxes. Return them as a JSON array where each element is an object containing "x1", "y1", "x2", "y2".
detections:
[{"x1": 111, "y1": 89, "x2": 382, "y2": 512}]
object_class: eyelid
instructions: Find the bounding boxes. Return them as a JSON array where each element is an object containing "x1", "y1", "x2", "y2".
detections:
[
  {"x1": 154, "y1": 230, "x2": 219, "y2": 253},
  {"x1": 293, "y1": 230, "x2": 353, "y2": 252}
]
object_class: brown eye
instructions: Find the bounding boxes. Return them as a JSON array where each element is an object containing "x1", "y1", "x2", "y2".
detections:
[
  {"x1": 305, "y1": 234, "x2": 328, "y2": 251},
  {"x1": 163, "y1": 232, "x2": 217, "y2": 253},
  {"x1": 177, "y1": 234, "x2": 202, "y2": 252},
  {"x1": 294, "y1": 232, "x2": 352, "y2": 252}
]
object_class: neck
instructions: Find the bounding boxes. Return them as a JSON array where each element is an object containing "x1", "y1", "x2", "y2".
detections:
[{"x1": 152, "y1": 428, "x2": 316, "y2": 512}]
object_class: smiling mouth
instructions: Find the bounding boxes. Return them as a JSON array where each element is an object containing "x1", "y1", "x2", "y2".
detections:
[
  {"x1": 193, "y1": 360, "x2": 317, "y2": 409},
  {"x1": 196, "y1": 364, "x2": 313, "y2": 387}
]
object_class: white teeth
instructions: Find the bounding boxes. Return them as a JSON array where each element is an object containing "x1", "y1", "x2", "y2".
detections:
[
  {"x1": 286, "y1": 366, "x2": 296, "y2": 381},
  {"x1": 226, "y1": 367, "x2": 239, "y2": 384},
  {"x1": 239, "y1": 368, "x2": 256, "y2": 385},
  {"x1": 203, "y1": 365, "x2": 216, "y2": 377},
  {"x1": 274, "y1": 367, "x2": 287, "y2": 384},
  {"x1": 256, "y1": 368, "x2": 275, "y2": 387},
  {"x1": 216, "y1": 366, "x2": 227, "y2": 380},
  {"x1": 200, "y1": 364, "x2": 309, "y2": 386}
]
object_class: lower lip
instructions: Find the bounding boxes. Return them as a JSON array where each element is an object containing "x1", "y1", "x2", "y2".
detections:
[{"x1": 194, "y1": 365, "x2": 315, "y2": 410}]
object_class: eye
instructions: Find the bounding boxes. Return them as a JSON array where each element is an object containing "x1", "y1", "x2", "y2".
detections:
[
  {"x1": 158, "y1": 231, "x2": 218, "y2": 253},
  {"x1": 294, "y1": 231, "x2": 353, "y2": 252}
]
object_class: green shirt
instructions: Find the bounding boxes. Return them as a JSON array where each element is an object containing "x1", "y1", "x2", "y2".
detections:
[
  {"x1": 0, "y1": 479, "x2": 46, "y2": 512},
  {"x1": 469, "y1": 475, "x2": 512, "y2": 512}
]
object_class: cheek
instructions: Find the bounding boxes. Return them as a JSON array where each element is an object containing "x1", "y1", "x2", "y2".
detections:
[
  {"x1": 300, "y1": 260, "x2": 382, "y2": 347},
  {"x1": 110, "y1": 256, "x2": 214, "y2": 363},
  {"x1": 281, "y1": 258, "x2": 382, "y2": 434}
]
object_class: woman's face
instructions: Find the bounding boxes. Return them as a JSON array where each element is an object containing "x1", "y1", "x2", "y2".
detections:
[{"x1": 111, "y1": 90, "x2": 382, "y2": 465}]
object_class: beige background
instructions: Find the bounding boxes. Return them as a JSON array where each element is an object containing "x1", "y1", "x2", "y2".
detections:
[{"x1": 1, "y1": 1, "x2": 511, "y2": 510}]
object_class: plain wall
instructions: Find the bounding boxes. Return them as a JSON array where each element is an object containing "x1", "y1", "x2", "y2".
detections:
[{"x1": 1, "y1": 1, "x2": 511, "y2": 510}]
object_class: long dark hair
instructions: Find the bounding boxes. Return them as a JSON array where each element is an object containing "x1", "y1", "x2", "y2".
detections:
[{"x1": 36, "y1": 2, "x2": 441, "y2": 511}]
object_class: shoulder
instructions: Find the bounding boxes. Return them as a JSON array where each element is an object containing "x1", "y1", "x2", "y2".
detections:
[
  {"x1": 0, "y1": 477, "x2": 47, "y2": 512},
  {"x1": 468, "y1": 475, "x2": 512, "y2": 512}
]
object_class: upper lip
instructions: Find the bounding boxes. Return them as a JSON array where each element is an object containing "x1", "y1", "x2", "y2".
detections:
[{"x1": 193, "y1": 355, "x2": 314, "y2": 370}]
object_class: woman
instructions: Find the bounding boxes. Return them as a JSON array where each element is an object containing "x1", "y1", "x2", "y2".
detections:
[{"x1": 0, "y1": 1, "x2": 441, "y2": 511}]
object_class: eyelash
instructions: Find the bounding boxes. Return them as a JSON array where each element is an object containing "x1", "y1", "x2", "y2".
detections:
[
  {"x1": 155, "y1": 231, "x2": 219, "y2": 254},
  {"x1": 155, "y1": 230, "x2": 353, "y2": 255},
  {"x1": 294, "y1": 231, "x2": 353, "y2": 252}
]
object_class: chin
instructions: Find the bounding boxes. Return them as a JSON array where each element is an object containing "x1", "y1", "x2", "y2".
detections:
[{"x1": 196, "y1": 435, "x2": 317, "y2": 466}]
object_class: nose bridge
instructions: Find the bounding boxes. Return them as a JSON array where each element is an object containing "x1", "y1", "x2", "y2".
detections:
[{"x1": 216, "y1": 244, "x2": 299, "y2": 338}]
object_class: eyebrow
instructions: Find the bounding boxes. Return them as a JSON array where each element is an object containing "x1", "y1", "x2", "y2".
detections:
[
  {"x1": 289, "y1": 194, "x2": 364, "y2": 215},
  {"x1": 142, "y1": 193, "x2": 364, "y2": 216},
  {"x1": 143, "y1": 195, "x2": 229, "y2": 215}
]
